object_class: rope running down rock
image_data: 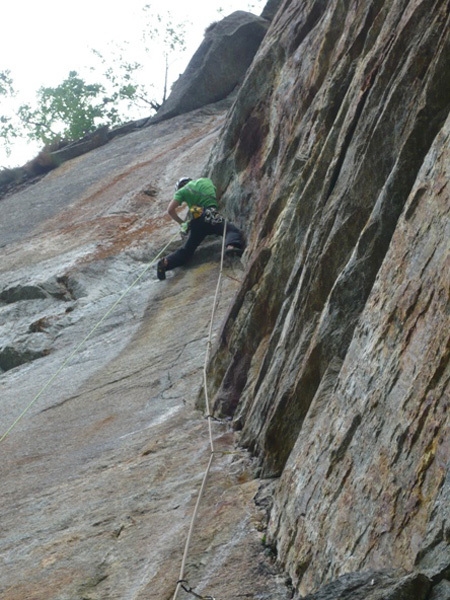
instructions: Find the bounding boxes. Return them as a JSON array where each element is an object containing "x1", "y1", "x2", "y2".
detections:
[
  {"x1": 0, "y1": 232, "x2": 180, "y2": 443},
  {"x1": 172, "y1": 220, "x2": 228, "y2": 600}
]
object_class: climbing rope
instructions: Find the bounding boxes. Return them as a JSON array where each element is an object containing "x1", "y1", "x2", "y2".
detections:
[
  {"x1": 204, "y1": 219, "x2": 227, "y2": 450},
  {"x1": 0, "y1": 232, "x2": 179, "y2": 443},
  {"x1": 3, "y1": 216, "x2": 238, "y2": 599},
  {"x1": 172, "y1": 221, "x2": 228, "y2": 600}
]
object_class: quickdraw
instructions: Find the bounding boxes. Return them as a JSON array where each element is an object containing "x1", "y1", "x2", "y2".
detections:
[
  {"x1": 203, "y1": 208, "x2": 224, "y2": 225},
  {"x1": 178, "y1": 580, "x2": 216, "y2": 600}
]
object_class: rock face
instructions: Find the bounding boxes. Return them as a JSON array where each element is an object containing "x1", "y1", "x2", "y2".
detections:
[
  {"x1": 1, "y1": 2, "x2": 449, "y2": 600},
  {"x1": 206, "y1": 0, "x2": 450, "y2": 596},
  {"x1": 0, "y1": 100, "x2": 289, "y2": 599}
]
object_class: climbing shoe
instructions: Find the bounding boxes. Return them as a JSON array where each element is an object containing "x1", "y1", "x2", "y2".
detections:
[
  {"x1": 225, "y1": 246, "x2": 243, "y2": 258},
  {"x1": 157, "y1": 258, "x2": 167, "y2": 280}
]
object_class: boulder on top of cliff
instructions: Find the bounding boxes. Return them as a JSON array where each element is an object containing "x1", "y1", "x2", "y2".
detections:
[{"x1": 150, "y1": 11, "x2": 270, "y2": 123}]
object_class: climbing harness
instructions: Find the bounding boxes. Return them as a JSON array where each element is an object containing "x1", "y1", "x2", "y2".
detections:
[
  {"x1": 188, "y1": 206, "x2": 225, "y2": 227},
  {"x1": 203, "y1": 208, "x2": 225, "y2": 226},
  {"x1": 0, "y1": 232, "x2": 180, "y2": 444}
]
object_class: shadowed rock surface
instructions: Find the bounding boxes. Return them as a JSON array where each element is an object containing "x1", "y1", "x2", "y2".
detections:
[{"x1": 1, "y1": 1, "x2": 449, "y2": 599}]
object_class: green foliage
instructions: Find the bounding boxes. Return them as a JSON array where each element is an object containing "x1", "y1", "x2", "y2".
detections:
[
  {"x1": 1, "y1": 7, "x2": 189, "y2": 157},
  {"x1": 150, "y1": 9, "x2": 187, "y2": 54},
  {"x1": 90, "y1": 45, "x2": 152, "y2": 114},
  {"x1": 18, "y1": 71, "x2": 111, "y2": 145},
  {"x1": 141, "y1": 5, "x2": 187, "y2": 104},
  {"x1": 0, "y1": 70, "x2": 14, "y2": 96},
  {"x1": 0, "y1": 70, "x2": 16, "y2": 155},
  {"x1": 0, "y1": 70, "x2": 20, "y2": 156}
]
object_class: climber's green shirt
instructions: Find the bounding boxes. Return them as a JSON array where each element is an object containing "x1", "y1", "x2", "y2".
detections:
[{"x1": 174, "y1": 178, "x2": 218, "y2": 209}]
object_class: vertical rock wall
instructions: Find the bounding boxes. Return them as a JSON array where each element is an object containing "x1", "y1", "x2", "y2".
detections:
[{"x1": 207, "y1": 0, "x2": 450, "y2": 594}]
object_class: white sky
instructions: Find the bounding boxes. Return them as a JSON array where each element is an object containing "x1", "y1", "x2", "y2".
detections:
[{"x1": 0, "y1": 0, "x2": 266, "y2": 167}]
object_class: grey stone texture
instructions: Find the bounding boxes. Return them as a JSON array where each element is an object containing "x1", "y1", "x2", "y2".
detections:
[{"x1": 1, "y1": 1, "x2": 449, "y2": 599}]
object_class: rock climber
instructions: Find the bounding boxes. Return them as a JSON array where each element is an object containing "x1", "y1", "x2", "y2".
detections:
[{"x1": 157, "y1": 177, "x2": 245, "y2": 280}]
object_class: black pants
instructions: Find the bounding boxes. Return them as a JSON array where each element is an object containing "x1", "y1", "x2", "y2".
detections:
[{"x1": 165, "y1": 209, "x2": 244, "y2": 271}]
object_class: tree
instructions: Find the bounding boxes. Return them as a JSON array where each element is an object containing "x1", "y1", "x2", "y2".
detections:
[
  {"x1": 91, "y1": 6, "x2": 187, "y2": 113},
  {"x1": 15, "y1": 7, "x2": 189, "y2": 148},
  {"x1": 89, "y1": 44, "x2": 156, "y2": 115},
  {"x1": 16, "y1": 72, "x2": 111, "y2": 146},
  {"x1": 143, "y1": 7, "x2": 187, "y2": 104},
  {"x1": 1, "y1": 7, "x2": 189, "y2": 157},
  {"x1": 0, "y1": 70, "x2": 14, "y2": 96},
  {"x1": 0, "y1": 70, "x2": 20, "y2": 157}
]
